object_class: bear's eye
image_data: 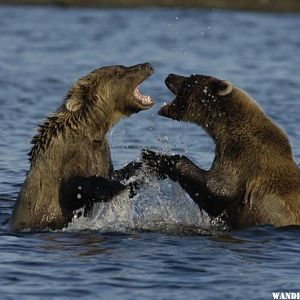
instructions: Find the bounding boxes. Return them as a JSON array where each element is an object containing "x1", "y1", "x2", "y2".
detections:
[{"x1": 116, "y1": 71, "x2": 125, "y2": 79}]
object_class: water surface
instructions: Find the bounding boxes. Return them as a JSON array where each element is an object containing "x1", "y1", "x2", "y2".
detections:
[{"x1": 0, "y1": 6, "x2": 300, "y2": 299}]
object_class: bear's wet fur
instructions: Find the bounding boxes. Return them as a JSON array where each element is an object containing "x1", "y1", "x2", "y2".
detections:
[
  {"x1": 143, "y1": 73, "x2": 300, "y2": 228},
  {"x1": 11, "y1": 63, "x2": 154, "y2": 231}
]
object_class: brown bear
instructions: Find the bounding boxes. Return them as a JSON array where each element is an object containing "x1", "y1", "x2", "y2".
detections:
[
  {"x1": 10, "y1": 63, "x2": 154, "y2": 231},
  {"x1": 143, "y1": 73, "x2": 300, "y2": 229}
]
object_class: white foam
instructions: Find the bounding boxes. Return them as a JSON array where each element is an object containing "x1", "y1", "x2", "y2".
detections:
[{"x1": 66, "y1": 171, "x2": 227, "y2": 235}]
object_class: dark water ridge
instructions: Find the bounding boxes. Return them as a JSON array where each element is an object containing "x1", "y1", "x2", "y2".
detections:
[{"x1": 1, "y1": 0, "x2": 300, "y2": 13}]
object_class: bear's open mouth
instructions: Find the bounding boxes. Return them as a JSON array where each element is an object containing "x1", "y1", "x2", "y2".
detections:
[{"x1": 133, "y1": 84, "x2": 154, "y2": 107}]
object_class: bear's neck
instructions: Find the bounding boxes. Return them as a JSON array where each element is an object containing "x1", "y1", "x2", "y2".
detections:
[{"x1": 28, "y1": 104, "x2": 121, "y2": 163}]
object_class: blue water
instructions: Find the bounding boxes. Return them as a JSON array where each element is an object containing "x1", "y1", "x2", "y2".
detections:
[{"x1": 0, "y1": 5, "x2": 300, "y2": 299}]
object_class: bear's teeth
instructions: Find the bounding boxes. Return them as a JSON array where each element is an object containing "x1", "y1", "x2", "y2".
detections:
[{"x1": 134, "y1": 86, "x2": 152, "y2": 104}]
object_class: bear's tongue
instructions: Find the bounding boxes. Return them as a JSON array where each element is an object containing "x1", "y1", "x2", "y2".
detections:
[{"x1": 134, "y1": 85, "x2": 153, "y2": 106}]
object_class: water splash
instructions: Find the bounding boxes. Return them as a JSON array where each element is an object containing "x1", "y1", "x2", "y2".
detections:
[{"x1": 67, "y1": 171, "x2": 228, "y2": 235}]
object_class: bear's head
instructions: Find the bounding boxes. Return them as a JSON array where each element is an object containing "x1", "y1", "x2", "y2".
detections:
[
  {"x1": 65, "y1": 63, "x2": 154, "y2": 128},
  {"x1": 28, "y1": 63, "x2": 154, "y2": 163},
  {"x1": 159, "y1": 73, "x2": 237, "y2": 137},
  {"x1": 160, "y1": 73, "x2": 234, "y2": 122}
]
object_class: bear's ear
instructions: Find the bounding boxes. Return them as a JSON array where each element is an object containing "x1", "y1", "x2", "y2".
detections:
[
  {"x1": 65, "y1": 95, "x2": 83, "y2": 112},
  {"x1": 217, "y1": 80, "x2": 233, "y2": 97}
]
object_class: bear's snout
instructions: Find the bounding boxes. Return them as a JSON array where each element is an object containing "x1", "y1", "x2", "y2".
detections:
[
  {"x1": 132, "y1": 62, "x2": 154, "y2": 75},
  {"x1": 165, "y1": 73, "x2": 187, "y2": 95}
]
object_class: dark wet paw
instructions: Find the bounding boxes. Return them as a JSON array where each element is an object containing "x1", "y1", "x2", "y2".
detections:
[
  {"x1": 141, "y1": 149, "x2": 168, "y2": 179},
  {"x1": 143, "y1": 149, "x2": 181, "y2": 179},
  {"x1": 141, "y1": 149, "x2": 162, "y2": 167}
]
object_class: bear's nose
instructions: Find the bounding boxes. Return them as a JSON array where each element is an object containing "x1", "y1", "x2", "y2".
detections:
[
  {"x1": 167, "y1": 73, "x2": 177, "y2": 80},
  {"x1": 142, "y1": 62, "x2": 154, "y2": 73},
  {"x1": 165, "y1": 74, "x2": 179, "y2": 86}
]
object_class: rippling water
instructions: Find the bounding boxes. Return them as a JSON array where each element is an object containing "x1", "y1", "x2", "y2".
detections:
[{"x1": 0, "y1": 5, "x2": 300, "y2": 299}]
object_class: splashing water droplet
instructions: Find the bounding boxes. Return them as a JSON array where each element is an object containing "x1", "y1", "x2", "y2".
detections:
[{"x1": 66, "y1": 171, "x2": 226, "y2": 235}]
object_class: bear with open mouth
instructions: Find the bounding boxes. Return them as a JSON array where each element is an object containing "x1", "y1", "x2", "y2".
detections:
[
  {"x1": 11, "y1": 63, "x2": 154, "y2": 231},
  {"x1": 143, "y1": 73, "x2": 300, "y2": 229}
]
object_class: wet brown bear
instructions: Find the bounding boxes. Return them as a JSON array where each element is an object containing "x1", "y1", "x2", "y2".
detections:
[
  {"x1": 11, "y1": 63, "x2": 154, "y2": 231},
  {"x1": 143, "y1": 73, "x2": 300, "y2": 228}
]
